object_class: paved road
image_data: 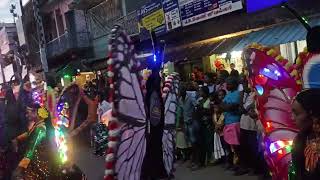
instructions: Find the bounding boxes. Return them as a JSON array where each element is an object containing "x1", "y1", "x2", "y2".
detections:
[
  {"x1": 175, "y1": 163, "x2": 260, "y2": 180},
  {"x1": 75, "y1": 146, "x2": 261, "y2": 180}
]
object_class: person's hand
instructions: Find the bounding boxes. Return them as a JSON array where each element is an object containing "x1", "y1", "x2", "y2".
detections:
[
  {"x1": 79, "y1": 88, "x2": 85, "y2": 97},
  {"x1": 11, "y1": 167, "x2": 24, "y2": 180},
  {"x1": 12, "y1": 139, "x2": 18, "y2": 152},
  {"x1": 248, "y1": 109, "x2": 258, "y2": 119}
]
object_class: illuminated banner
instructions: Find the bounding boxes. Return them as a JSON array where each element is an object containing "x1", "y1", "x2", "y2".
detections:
[
  {"x1": 247, "y1": 0, "x2": 288, "y2": 13},
  {"x1": 179, "y1": 0, "x2": 243, "y2": 26}
]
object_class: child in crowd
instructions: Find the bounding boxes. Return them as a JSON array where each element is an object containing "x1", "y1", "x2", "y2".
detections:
[
  {"x1": 212, "y1": 98, "x2": 226, "y2": 164},
  {"x1": 176, "y1": 106, "x2": 188, "y2": 162}
]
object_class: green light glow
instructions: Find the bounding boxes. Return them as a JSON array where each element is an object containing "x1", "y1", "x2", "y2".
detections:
[{"x1": 63, "y1": 74, "x2": 71, "y2": 79}]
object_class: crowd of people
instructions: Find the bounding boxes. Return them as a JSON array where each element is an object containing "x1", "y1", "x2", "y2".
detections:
[{"x1": 175, "y1": 65, "x2": 270, "y2": 179}]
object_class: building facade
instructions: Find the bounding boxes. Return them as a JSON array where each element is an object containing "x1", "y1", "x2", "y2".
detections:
[
  {"x1": 21, "y1": 0, "x2": 320, "y2": 79},
  {"x1": 0, "y1": 23, "x2": 18, "y2": 84},
  {"x1": 22, "y1": 0, "x2": 93, "y2": 71}
]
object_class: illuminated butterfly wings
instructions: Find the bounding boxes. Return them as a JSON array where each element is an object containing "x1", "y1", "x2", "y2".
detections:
[
  {"x1": 244, "y1": 44, "x2": 300, "y2": 180},
  {"x1": 162, "y1": 74, "x2": 180, "y2": 176},
  {"x1": 55, "y1": 84, "x2": 81, "y2": 164},
  {"x1": 105, "y1": 25, "x2": 147, "y2": 180}
]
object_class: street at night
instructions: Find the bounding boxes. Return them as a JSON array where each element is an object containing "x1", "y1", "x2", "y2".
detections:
[{"x1": 1, "y1": 0, "x2": 320, "y2": 180}]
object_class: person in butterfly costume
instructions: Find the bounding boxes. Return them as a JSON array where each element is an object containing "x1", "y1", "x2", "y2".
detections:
[
  {"x1": 243, "y1": 25, "x2": 320, "y2": 180},
  {"x1": 105, "y1": 25, "x2": 176, "y2": 180},
  {"x1": 243, "y1": 44, "x2": 301, "y2": 180}
]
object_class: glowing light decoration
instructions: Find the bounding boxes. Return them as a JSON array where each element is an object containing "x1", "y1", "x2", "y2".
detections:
[
  {"x1": 54, "y1": 101, "x2": 70, "y2": 164},
  {"x1": 153, "y1": 54, "x2": 157, "y2": 62},
  {"x1": 32, "y1": 91, "x2": 45, "y2": 107},
  {"x1": 269, "y1": 140, "x2": 293, "y2": 154},
  {"x1": 255, "y1": 74, "x2": 268, "y2": 85},
  {"x1": 256, "y1": 85, "x2": 264, "y2": 95},
  {"x1": 63, "y1": 74, "x2": 71, "y2": 79},
  {"x1": 260, "y1": 64, "x2": 282, "y2": 80},
  {"x1": 245, "y1": 44, "x2": 300, "y2": 180}
]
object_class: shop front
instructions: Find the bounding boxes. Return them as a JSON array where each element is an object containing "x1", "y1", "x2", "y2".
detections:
[{"x1": 165, "y1": 15, "x2": 320, "y2": 81}]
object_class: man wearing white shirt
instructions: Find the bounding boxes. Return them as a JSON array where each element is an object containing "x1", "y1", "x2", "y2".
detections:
[{"x1": 236, "y1": 86, "x2": 258, "y2": 176}]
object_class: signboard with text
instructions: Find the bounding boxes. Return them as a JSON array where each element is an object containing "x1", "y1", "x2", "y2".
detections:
[
  {"x1": 247, "y1": 0, "x2": 288, "y2": 13},
  {"x1": 163, "y1": 0, "x2": 182, "y2": 31},
  {"x1": 138, "y1": 1, "x2": 167, "y2": 40},
  {"x1": 179, "y1": 0, "x2": 243, "y2": 26}
]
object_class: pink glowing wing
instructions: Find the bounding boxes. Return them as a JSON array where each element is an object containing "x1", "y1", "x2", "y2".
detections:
[
  {"x1": 244, "y1": 45, "x2": 300, "y2": 180},
  {"x1": 105, "y1": 25, "x2": 146, "y2": 180},
  {"x1": 162, "y1": 74, "x2": 179, "y2": 176}
]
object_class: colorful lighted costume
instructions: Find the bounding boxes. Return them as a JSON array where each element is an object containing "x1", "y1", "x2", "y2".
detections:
[
  {"x1": 243, "y1": 44, "x2": 301, "y2": 180},
  {"x1": 55, "y1": 83, "x2": 101, "y2": 179},
  {"x1": 12, "y1": 107, "x2": 61, "y2": 180},
  {"x1": 105, "y1": 25, "x2": 178, "y2": 180}
]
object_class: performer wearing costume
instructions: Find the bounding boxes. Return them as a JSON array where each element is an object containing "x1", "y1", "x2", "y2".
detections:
[
  {"x1": 243, "y1": 43, "x2": 301, "y2": 180},
  {"x1": 11, "y1": 105, "x2": 61, "y2": 180},
  {"x1": 243, "y1": 25, "x2": 320, "y2": 180},
  {"x1": 105, "y1": 25, "x2": 178, "y2": 180},
  {"x1": 55, "y1": 84, "x2": 101, "y2": 180}
]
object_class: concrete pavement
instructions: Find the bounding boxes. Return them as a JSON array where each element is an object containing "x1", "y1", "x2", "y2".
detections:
[{"x1": 175, "y1": 163, "x2": 259, "y2": 180}]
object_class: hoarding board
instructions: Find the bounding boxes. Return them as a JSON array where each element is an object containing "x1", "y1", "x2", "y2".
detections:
[
  {"x1": 163, "y1": 0, "x2": 182, "y2": 31},
  {"x1": 138, "y1": 1, "x2": 166, "y2": 40},
  {"x1": 179, "y1": 0, "x2": 243, "y2": 26}
]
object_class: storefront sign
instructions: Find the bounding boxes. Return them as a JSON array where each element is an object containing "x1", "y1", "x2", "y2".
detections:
[
  {"x1": 179, "y1": 0, "x2": 243, "y2": 26},
  {"x1": 138, "y1": 1, "x2": 167, "y2": 40},
  {"x1": 163, "y1": 0, "x2": 182, "y2": 31},
  {"x1": 247, "y1": 0, "x2": 288, "y2": 13}
]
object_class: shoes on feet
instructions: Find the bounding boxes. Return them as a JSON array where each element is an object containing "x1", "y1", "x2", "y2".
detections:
[
  {"x1": 191, "y1": 165, "x2": 203, "y2": 171},
  {"x1": 233, "y1": 168, "x2": 249, "y2": 176},
  {"x1": 223, "y1": 164, "x2": 234, "y2": 171}
]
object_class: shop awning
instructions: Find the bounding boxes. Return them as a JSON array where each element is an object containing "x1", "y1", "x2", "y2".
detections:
[
  {"x1": 165, "y1": 36, "x2": 243, "y2": 62},
  {"x1": 232, "y1": 17, "x2": 320, "y2": 51}
]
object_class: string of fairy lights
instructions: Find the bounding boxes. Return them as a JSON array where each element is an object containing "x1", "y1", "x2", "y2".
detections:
[
  {"x1": 55, "y1": 101, "x2": 71, "y2": 164},
  {"x1": 31, "y1": 85, "x2": 70, "y2": 164}
]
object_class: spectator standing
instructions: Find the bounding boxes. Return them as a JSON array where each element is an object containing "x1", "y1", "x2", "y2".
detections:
[
  {"x1": 292, "y1": 90, "x2": 320, "y2": 180},
  {"x1": 204, "y1": 73, "x2": 217, "y2": 94},
  {"x1": 179, "y1": 86, "x2": 197, "y2": 163},
  {"x1": 230, "y1": 63, "x2": 239, "y2": 77},
  {"x1": 221, "y1": 77, "x2": 242, "y2": 170},
  {"x1": 176, "y1": 105, "x2": 188, "y2": 162},
  {"x1": 212, "y1": 97, "x2": 226, "y2": 164},
  {"x1": 216, "y1": 70, "x2": 229, "y2": 92},
  {"x1": 196, "y1": 86, "x2": 214, "y2": 168},
  {"x1": 237, "y1": 86, "x2": 257, "y2": 176}
]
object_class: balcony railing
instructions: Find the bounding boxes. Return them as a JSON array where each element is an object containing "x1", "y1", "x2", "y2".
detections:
[
  {"x1": 116, "y1": 11, "x2": 139, "y2": 36},
  {"x1": 89, "y1": 9, "x2": 139, "y2": 39},
  {"x1": 46, "y1": 31, "x2": 91, "y2": 58}
]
